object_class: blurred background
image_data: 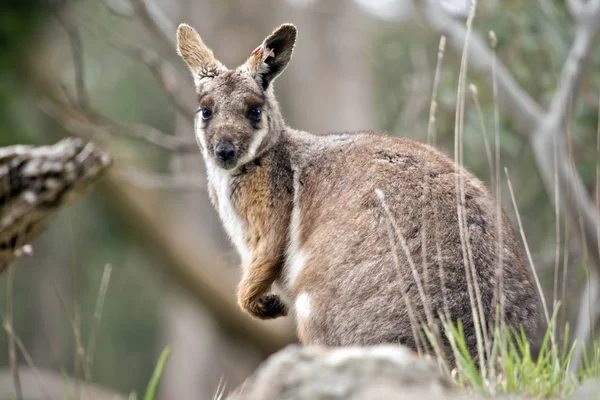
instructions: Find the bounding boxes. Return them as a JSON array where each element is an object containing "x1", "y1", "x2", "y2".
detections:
[{"x1": 1, "y1": 0, "x2": 599, "y2": 398}]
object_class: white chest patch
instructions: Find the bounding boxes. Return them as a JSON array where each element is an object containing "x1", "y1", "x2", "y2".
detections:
[
  {"x1": 196, "y1": 122, "x2": 251, "y2": 266},
  {"x1": 295, "y1": 292, "x2": 311, "y2": 320},
  {"x1": 284, "y1": 172, "x2": 310, "y2": 291},
  {"x1": 206, "y1": 162, "x2": 251, "y2": 266}
]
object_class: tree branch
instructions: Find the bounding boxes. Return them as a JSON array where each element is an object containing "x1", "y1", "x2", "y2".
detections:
[
  {"x1": 78, "y1": 16, "x2": 195, "y2": 117},
  {"x1": 566, "y1": 0, "x2": 585, "y2": 20},
  {"x1": 419, "y1": 0, "x2": 600, "y2": 365},
  {"x1": 129, "y1": 0, "x2": 178, "y2": 59},
  {"x1": 0, "y1": 138, "x2": 111, "y2": 272},
  {"x1": 570, "y1": 269, "x2": 600, "y2": 371},
  {"x1": 39, "y1": 98, "x2": 197, "y2": 153},
  {"x1": 36, "y1": 93, "x2": 295, "y2": 357},
  {"x1": 419, "y1": 0, "x2": 544, "y2": 133}
]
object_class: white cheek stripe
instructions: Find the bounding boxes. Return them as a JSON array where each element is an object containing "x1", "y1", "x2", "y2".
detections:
[
  {"x1": 194, "y1": 116, "x2": 209, "y2": 158},
  {"x1": 238, "y1": 125, "x2": 268, "y2": 165}
]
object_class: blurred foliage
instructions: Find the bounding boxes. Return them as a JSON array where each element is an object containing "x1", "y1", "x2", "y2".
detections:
[
  {"x1": 372, "y1": 1, "x2": 600, "y2": 336},
  {"x1": 0, "y1": 0, "x2": 49, "y2": 146},
  {"x1": 1, "y1": 0, "x2": 600, "y2": 396},
  {"x1": 0, "y1": 0, "x2": 172, "y2": 395}
]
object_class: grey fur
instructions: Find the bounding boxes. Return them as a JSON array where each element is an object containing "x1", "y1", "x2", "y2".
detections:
[{"x1": 176, "y1": 23, "x2": 540, "y2": 363}]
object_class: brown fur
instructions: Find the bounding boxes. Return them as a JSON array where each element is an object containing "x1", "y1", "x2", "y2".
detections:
[
  {"x1": 176, "y1": 23, "x2": 540, "y2": 361},
  {"x1": 232, "y1": 156, "x2": 293, "y2": 319}
]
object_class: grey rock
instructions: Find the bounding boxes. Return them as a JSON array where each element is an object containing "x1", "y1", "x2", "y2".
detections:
[
  {"x1": 569, "y1": 379, "x2": 600, "y2": 400},
  {"x1": 229, "y1": 345, "x2": 476, "y2": 400}
]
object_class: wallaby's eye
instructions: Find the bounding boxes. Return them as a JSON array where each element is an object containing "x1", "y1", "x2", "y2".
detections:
[
  {"x1": 200, "y1": 106, "x2": 213, "y2": 120},
  {"x1": 247, "y1": 106, "x2": 262, "y2": 123}
]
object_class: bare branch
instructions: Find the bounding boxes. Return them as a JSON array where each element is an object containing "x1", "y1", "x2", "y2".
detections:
[
  {"x1": 114, "y1": 170, "x2": 206, "y2": 191},
  {"x1": 104, "y1": 37, "x2": 195, "y2": 117},
  {"x1": 566, "y1": 0, "x2": 585, "y2": 20},
  {"x1": 420, "y1": 0, "x2": 600, "y2": 369},
  {"x1": 570, "y1": 272, "x2": 600, "y2": 371},
  {"x1": 27, "y1": 50, "x2": 295, "y2": 356},
  {"x1": 51, "y1": 5, "x2": 91, "y2": 112},
  {"x1": 419, "y1": 0, "x2": 600, "y2": 274},
  {"x1": 78, "y1": 17, "x2": 195, "y2": 117},
  {"x1": 419, "y1": 0, "x2": 544, "y2": 133},
  {"x1": 39, "y1": 98, "x2": 197, "y2": 153},
  {"x1": 129, "y1": 0, "x2": 178, "y2": 58},
  {"x1": 100, "y1": 0, "x2": 134, "y2": 19},
  {"x1": 3, "y1": 323, "x2": 52, "y2": 400}
]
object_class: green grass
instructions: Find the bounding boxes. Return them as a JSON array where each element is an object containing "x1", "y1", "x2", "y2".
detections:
[
  {"x1": 128, "y1": 346, "x2": 171, "y2": 400},
  {"x1": 429, "y1": 307, "x2": 600, "y2": 398}
]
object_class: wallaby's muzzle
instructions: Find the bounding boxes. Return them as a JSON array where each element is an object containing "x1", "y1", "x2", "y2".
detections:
[{"x1": 215, "y1": 139, "x2": 237, "y2": 169}]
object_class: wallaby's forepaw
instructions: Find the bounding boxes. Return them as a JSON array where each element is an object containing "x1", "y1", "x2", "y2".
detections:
[
  {"x1": 256, "y1": 294, "x2": 288, "y2": 319},
  {"x1": 241, "y1": 294, "x2": 288, "y2": 320}
]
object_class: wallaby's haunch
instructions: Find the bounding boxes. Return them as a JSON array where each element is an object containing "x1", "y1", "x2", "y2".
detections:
[{"x1": 176, "y1": 23, "x2": 539, "y2": 360}]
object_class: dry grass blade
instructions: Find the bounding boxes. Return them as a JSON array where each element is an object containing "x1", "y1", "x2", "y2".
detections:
[
  {"x1": 376, "y1": 190, "x2": 436, "y2": 328},
  {"x1": 376, "y1": 189, "x2": 427, "y2": 357},
  {"x1": 488, "y1": 30, "x2": 506, "y2": 358},
  {"x1": 86, "y1": 263, "x2": 113, "y2": 379},
  {"x1": 52, "y1": 281, "x2": 92, "y2": 383},
  {"x1": 595, "y1": 92, "x2": 600, "y2": 288},
  {"x1": 427, "y1": 35, "x2": 446, "y2": 146},
  {"x1": 553, "y1": 135, "x2": 561, "y2": 340},
  {"x1": 5, "y1": 264, "x2": 22, "y2": 400},
  {"x1": 469, "y1": 84, "x2": 494, "y2": 187},
  {"x1": 452, "y1": 0, "x2": 488, "y2": 372},
  {"x1": 504, "y1": 168, "x2": 552, "y2": 340},
  {"x1": 3, "y1": 321, "x2": 52, "y2": 400}
]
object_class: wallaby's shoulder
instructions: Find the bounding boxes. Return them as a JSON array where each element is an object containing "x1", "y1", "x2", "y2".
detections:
[{"x1": 284, "y1": 129, "x2": 461, "y2": 178}]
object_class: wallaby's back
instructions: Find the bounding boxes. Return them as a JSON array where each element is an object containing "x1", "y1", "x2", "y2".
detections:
[{"x1": 283, "y1": 130, "x2": 539, "y2": 359}]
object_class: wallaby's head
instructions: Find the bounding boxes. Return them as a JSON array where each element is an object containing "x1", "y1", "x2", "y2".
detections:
[{"x1": 177, "y1": 23, "x2": 296, "y2": 170}]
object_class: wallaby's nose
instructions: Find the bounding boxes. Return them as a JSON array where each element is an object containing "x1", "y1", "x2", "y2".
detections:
[{"x1": 215, "y1": 141, "x2": 236, "y2": 164}]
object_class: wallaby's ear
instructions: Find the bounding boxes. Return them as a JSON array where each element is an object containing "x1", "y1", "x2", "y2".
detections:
[
  {"x1": 177, "y1": 23, "x2": 225, "y2": 88},
  {"x1": 243, "y1": 24, "x2": 297, "y2": 90}
]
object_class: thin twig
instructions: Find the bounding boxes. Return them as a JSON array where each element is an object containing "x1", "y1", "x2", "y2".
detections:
[
  {"x1": 129, "y1": 0, "x2": 177, "y2": 59},
  {"x1": 51, "y1": 4, "x2": 90, "y2": 112},
  {"x1": 79, "y1": 17, "x2": 195, "y2": 117}
]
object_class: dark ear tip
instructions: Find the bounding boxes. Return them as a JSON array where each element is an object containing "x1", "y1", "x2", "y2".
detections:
[{"x1": 275, "y1": 23, "x2": 297, "y2": 40}]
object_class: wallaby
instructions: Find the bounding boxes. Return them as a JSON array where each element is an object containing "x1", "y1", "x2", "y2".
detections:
[{"x1": 176, "y1": 23, "x2": 539, "y2": 361}]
